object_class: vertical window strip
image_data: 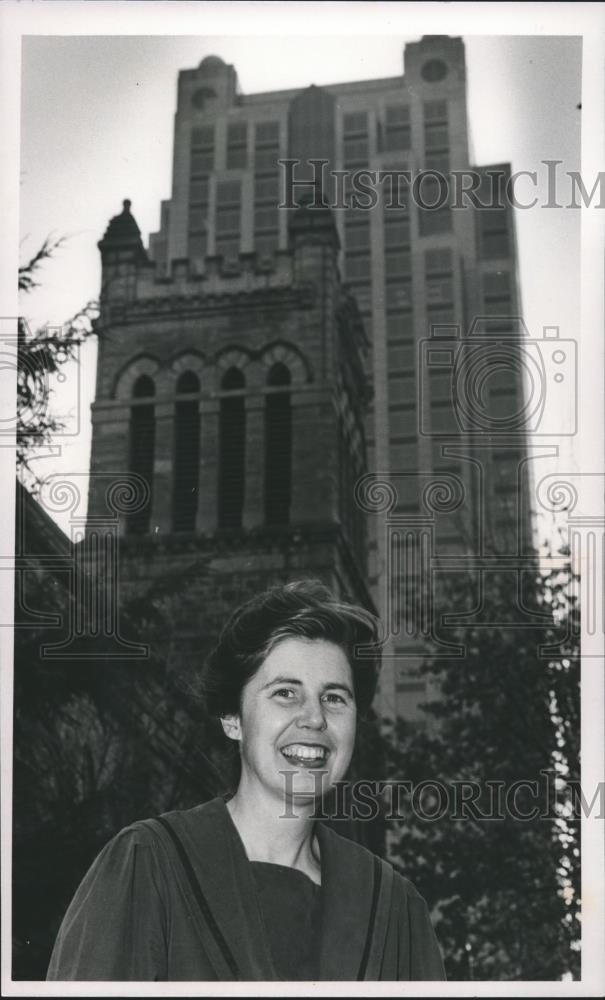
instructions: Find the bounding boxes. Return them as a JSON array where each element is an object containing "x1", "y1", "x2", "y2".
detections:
[
  {"x1": 265, "y1": 364, "x2": 292, "y2": 526},
  {"x1": 173, "y1": 373, "x2": 200, "y2": 532},
  {"x1": 219, "y1": 368, "x2": 246, "y2": 529},
  {"x1": 127, "y1": 375, "x2": 155, "y2": 535}
]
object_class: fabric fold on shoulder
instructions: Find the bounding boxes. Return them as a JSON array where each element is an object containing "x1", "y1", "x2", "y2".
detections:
[
  {"x1": 315, "y1": 821, "x2": 393, "y2": 980},
  {"x1": 47, "y1": 825, "x2": 168, "y2": 981},
  {"x1": 406, "y1": 890, "x2": 447, "y2": 981},
  {"x1": 150, "y1": 798, "x2": 275, "y2": 980}
]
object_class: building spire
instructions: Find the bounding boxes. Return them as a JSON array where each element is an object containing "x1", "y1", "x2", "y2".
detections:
[{"x1": 98, "y1": 199, "x2": 145, "y2": 254}]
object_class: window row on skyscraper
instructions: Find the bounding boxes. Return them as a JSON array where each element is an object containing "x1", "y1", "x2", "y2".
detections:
[
  {"x1": 420, "y1": 99, "x2": 451, "y2": 235},
  {"x1": 215, "y1": 178, "x2": 242, "y2": 262},
  {"x1": 188, "y1": 124, "x2": 214, "y2": 259},
  {"x1": 342, "y1": 112, "x2": 372, "y2": 318},
  {"x1": 187, "y1": 98, "x2": 453, "y2": 263},
  {"x1": 253, "y1": 121, "x2": 280, "y2": 257},
  {"x1": 188, "y1": 101, "x2": 445, "y2": 175}
]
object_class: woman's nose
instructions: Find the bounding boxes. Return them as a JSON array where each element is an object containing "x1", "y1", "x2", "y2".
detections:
[{"x1": 296, "y1": 698, "x2": 327, "y2": 730}]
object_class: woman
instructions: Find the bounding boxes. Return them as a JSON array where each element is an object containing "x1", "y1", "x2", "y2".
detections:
[{"x1": 47, "y1": 580, "x2": 445, "y2": 982}]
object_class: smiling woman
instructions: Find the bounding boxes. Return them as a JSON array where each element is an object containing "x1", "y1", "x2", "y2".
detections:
[{"x1": 46, "y1": 581, "x2": 445, "y2": 982}]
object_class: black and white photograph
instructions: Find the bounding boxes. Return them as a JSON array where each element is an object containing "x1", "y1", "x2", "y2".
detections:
[{"x1": 1, "y1": 1, "x2": 604, "y2": 993}]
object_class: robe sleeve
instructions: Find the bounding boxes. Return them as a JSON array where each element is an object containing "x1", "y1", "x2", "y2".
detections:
[
  {"x1": 46, "y1": 824, "x2": 168, "y2": 981},
  {"x1": 406, "y1": 892, "x2": 446, "y2": 980},
  {"x1": 392, "y1": 873, "x2": 446, "y2": 981}
]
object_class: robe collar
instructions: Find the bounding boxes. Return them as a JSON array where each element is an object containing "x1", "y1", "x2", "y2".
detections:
[{"x1": 159, "y1": 796, "x2": 392, "y2": 981}]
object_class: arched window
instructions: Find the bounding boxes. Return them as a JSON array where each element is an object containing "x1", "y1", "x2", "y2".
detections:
[
  {"x1": 172, "y1": 371, "x2": 200, "y2": 532},
  {"x1": 127, "y1": 374, "x2": 155, "y2": 535},
  {"x1": 218, "y1": 367, "x2": 246, "y2": 529},
  {"x1": 264, "y1": 362, "x2": 291, "y2": 526}
]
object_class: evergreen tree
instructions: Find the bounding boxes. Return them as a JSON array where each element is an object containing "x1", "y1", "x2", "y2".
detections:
[{"x1": 17, "y1": 237, "x2": 97, "y2": 480}]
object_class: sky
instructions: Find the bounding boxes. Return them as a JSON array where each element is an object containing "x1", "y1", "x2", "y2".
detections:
[{"x1": 5, "y1": 2, "x2": 601, "y2": 542}]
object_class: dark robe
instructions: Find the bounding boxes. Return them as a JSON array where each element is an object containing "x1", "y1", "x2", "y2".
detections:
[{"x1": 47, "y1": 796, "x2": 445, "y2": 981}]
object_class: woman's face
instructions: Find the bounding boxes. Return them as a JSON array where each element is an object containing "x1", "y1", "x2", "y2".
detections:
[{"x1": 223, "y1": 637, "x2": 357, "y2": 808}]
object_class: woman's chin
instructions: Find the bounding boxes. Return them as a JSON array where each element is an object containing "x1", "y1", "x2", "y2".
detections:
[{"x1": 277, "y1": 766, "x2": 335, "y2": 802}]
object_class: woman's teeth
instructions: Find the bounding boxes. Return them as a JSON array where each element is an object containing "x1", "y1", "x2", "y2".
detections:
[{"x1": 281, "y1": 744, "x2": 328, "y2": 761}]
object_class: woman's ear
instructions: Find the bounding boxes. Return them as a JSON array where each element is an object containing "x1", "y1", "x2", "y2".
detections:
[{"x1": 220, "y1": 714, "x2": 242, "y2": 742}]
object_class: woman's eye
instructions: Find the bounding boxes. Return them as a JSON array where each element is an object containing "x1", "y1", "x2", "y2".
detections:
[
  {"x1": 323, "y1": 692, "x2": 346, "y2": 704},
  {"x1": 272, "y1": 688, "x2": 295, "y2": 699}
]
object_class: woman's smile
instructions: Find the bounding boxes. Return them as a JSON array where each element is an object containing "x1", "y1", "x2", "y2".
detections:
[{"x1": 280, "y1": 742, "x2": 331, "y2": 768}]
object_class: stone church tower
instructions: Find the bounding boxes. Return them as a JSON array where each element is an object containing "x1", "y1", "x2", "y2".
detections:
[{"x1": 87, "y1": 196, "x2": 374, "y2": 660}]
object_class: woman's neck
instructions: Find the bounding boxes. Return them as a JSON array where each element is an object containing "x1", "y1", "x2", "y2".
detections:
[{"x1": 226, "y1": 786, "x2": 321, "y2": 884}]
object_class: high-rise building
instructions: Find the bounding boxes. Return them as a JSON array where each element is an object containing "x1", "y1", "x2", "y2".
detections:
[{"x1": 88, "y1": 35, "x2": 531, "y2": 720}]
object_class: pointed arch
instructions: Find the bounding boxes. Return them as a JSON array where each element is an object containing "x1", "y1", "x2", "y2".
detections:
[
  {"x1": 260, "y1": 342, "x2": 311, "y2": 385},
  {"x1": 176, "y1": 370, "x2": 201, "y2": 394},
  {"x1": 215, "y1": 347, "x2": 251, "y2": 372},
  {"x1": 214, "y1": 345, "x2": 257, "y2": 392},
  {"x1": 169, "y1": 351, "x2": 207, "y2": 394},
  {"x1": 113, "y1": 354, "x2": 161, "y2": 400}
]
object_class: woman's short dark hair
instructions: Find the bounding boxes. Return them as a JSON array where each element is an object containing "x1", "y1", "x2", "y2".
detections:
[{"x1": 202, "y1": 579, "x2": 381, "y2": 719}]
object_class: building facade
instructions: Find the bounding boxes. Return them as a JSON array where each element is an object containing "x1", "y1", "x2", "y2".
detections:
[
  {"x1": 89, "y1": 195, "x2": 374, "y2": 656},
  {"x1": 89, "y1": 34, "x2": 531, "y2": 719}
]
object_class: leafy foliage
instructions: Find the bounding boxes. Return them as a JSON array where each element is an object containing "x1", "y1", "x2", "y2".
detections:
[
  {"x1": 384, "y1": 557, "x2": 581, "y2": 980},
  {"x1": 17, "y1": 238, "x2": 98, "y2": 480}
]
